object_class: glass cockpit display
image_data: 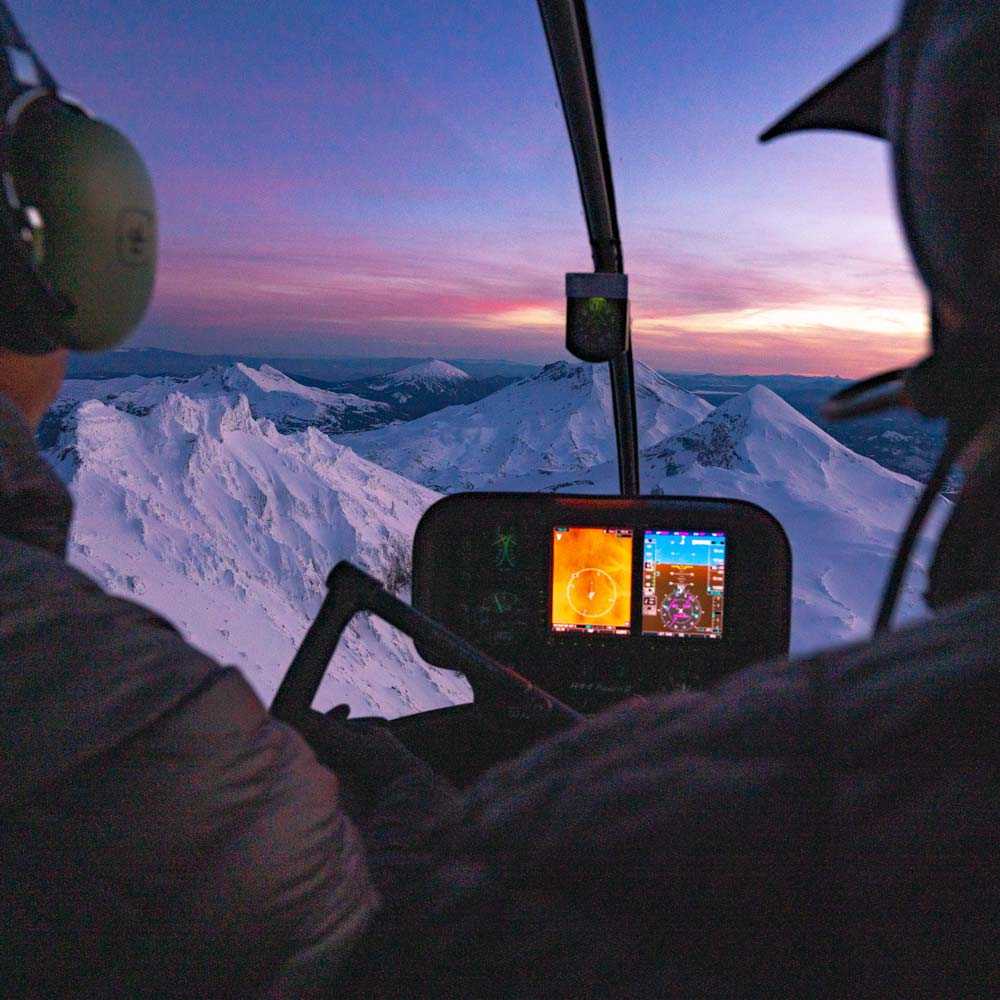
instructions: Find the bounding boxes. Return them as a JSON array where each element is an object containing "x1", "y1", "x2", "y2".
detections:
[
  {"x1": 642, "y1": 531, "x2": 726, "y2": 638},
  {"x1": 551, "y1": 526, "x2": 632, "y2": 635},
  {"x1": 414, "y1": 493, "x2": 791, "y2": 714}
]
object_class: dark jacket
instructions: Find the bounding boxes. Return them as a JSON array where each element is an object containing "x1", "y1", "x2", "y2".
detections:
[
  {"x1": 350, "y1": 590, "x2": 1000, "y2": 997},
  {"x1": 0, "y1": 393, "x2": 378, "y2": 998}
]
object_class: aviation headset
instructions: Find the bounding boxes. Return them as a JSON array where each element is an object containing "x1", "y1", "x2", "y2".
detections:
[{"x1": 0, "y1": 2, "x2": 155, "y2": 356}]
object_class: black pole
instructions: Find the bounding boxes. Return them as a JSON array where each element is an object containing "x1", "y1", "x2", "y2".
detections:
[{"x1": 537, "y1": 0, "x2": 641, "y2": 496}]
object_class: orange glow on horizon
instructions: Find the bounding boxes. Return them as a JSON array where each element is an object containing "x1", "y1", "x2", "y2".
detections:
[
  {"x1": 635, "y1": 303, "x2": 927, "y2": 340},
  {"x1": 147, "y1": 241, "x2": 931, "y2": 377}
]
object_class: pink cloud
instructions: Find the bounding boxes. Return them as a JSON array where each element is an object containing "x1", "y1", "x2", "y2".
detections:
[{"x1": 145, "y1": 223, "x2": 930, "y2": 376}]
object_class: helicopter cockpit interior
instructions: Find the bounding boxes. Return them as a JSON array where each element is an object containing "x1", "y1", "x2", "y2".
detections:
[{"x1": 270, "y1": 0, "x2": 794, "y2": 781}]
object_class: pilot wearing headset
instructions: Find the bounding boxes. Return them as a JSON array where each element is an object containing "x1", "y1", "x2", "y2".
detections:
[
  {"x1": 0, "y1": 7, "x2": 456, "y2": 998},
  {"x1": 341, "y1": 3, "x2": 1000, "y2": 996}
]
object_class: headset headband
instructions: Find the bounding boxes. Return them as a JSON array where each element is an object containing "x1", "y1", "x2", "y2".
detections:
[
  {"x1": 0, "y1": 4, "x2": 76, "y2": 348},
  {"x1": 0, "y1": 5, "x2": 58, "y2": 101}
]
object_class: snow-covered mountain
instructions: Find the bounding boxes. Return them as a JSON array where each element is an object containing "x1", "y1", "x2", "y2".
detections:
[
  {"x1": 334, "y1": 359, "x2": 516, "y2": 420},
  {"x1": 665, "y1": 371, "x2": 951, "y2": 487},
  {"x1": 46, "y1": 364, "x2": 394, "y2": 442},
  {"x1": 338, "y1": 360, "x2": 714, "y2": 491},
  {"x1": 642, "y1": 386, "x2": 948, "y2": 652},
  {"x1": 46, "y1": 390, "x2": 471, "y2": 718},
  {"x1": 365, "y1": 359, "x2": 472, "y2": 394},
  {"x1": 443, "y1": 384, "x2": 943, "y2": 655}
]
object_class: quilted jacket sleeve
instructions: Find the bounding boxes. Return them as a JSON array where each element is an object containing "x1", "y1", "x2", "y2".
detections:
[{"x1": 1, "y1": 535, "x2": 379, "y2": 999}]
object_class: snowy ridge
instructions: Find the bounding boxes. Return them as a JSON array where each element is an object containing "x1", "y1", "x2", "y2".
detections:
[
  {"x1": 52, "y1": 364, "x2": 394, "y2": 437},
  {"x1": 646, "y1": 384, "x2": 919, "y2": 498},
  {"x1": 332, "y1": 359, "x2": 509, "y2": 420},
  {"x1": 339, "y1": 359, "x2": 713, "y2": 491},
  {"x1": 48, "y1": 392, "x2": 470, "y2": 717},
  {"x1": 643, "y1": 388, "x2": 946, "y2": 652}
]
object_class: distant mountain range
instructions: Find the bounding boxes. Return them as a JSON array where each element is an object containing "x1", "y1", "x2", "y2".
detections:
[
  {"x1": 338, "y1": 360, "x2": 713, "y2": 492},
  {"x1": 66, "y1": 350, "x2": 949, "y2": 487},
  {"x1": 49, "y1": 363, "x2": 395, "y2": 437},
  {"x1": 66, "y1": 347, "x2": 537, "y2": 383},
  {"x1": 328, "y1": 360, "x2": 517, "y2": 420}
]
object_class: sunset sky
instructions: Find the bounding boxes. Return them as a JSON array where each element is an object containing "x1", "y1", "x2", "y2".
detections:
[{"x1": 23, "y1": 0, "x2": 926, "y2": 375}]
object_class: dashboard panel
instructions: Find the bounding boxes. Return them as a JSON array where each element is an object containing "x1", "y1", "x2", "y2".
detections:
[{"x1": 412, "y1": 493, "x2": 792, "y2": 714}]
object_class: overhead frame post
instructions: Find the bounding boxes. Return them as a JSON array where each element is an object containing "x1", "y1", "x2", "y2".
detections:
[{"x1": 537, "y1": 0, "x2": 641, "y2": 497}]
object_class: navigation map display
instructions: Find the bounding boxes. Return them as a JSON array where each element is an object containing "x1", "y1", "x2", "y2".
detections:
[
  {"x1": 642, "y1": 531, "x2": 726, "y2": 638},
  {"x1": 551, "y1": 526, "x2": 632, "y2": 635}
]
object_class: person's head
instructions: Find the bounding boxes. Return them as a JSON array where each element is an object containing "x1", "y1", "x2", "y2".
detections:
[
  {"x1": 762, "y1": 0, "x2": 1000, "y2": 610},
  {"x1": 0, "y1": 3, "x2": 156, "y2": 426}
]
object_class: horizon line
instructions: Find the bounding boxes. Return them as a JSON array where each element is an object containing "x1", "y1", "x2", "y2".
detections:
[{"x1": 94, "y1": 344, "x2": 853, "y2": 381}]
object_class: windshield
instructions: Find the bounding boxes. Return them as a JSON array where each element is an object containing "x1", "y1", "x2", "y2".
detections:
[{"x1": 35, "y1": 0, "x2": 947, "y2": 718}]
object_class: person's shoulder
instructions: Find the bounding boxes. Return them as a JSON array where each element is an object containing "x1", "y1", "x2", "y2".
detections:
[
  {"x1": 0, "y1": 535, "x2": 378, "y2": 994},
  {"x1": 0, "y1": 528, "x2": 211, "y2": 676},
  {"x1": 464, "y1": 594, "x2": 1000, "y2": 840},
  {"x1": 804, "y1": 591, "x2": 1000, "y2": 679},
  {"x1": 637, "y1": 591, "x2": 1000, "y2": 764},
  {"x1": 0, "y1": 532, "x2": 240, "y2": 788},
  {"x1": 794, "y1": 591, "x2": 1000, "y2": 764}
]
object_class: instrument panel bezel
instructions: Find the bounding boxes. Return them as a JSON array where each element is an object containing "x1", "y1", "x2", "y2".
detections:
[{"x1": 413, "y1": 492, "x2": 792, "y2": 713}]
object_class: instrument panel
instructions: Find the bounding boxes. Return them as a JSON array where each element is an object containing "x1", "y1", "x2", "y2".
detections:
[{"x1": 412, "y1": 493, "x2": 792, "y2": 714}]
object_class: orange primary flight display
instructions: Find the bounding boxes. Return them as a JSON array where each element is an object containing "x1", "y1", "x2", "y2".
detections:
[{"x1": 551, "y1": 526, "x2": 633, "y2": 635}]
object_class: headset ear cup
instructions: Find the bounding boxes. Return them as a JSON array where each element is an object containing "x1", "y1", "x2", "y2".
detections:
[{"x1": 8, "y1": 104, "x2": 156, "y2": 352}]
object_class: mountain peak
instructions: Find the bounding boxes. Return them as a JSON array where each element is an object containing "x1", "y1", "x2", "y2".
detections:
[
  {"x1": 713, "y1": 383, "x2": 844, "y2": 442},
  {"x1": 733, "y1": 382, "x2": 803, "y2": 417},
  {"x1": 645, "y1": 382, "x2": 912, "y2": 490},
  {"x1": 385, "y1": 360, "x2": 471, "y2": 384},
  {"x1": 340, "y1": 357, "x2": 713, "y2": 491},
  {"x1": 225, "y1": 362, "x2": 296, "y2": 391},
  {"x1": 533, "y1": 360, "x2": 588, "y2": 384},
  {"x1": 257, "y1": 362, "x2": 294, "y2": 380}
]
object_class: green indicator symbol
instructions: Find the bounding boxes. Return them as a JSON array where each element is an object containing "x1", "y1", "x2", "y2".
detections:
[
  {"x1": 483, "y1": 591, "x2": 518, "y2": 614},
  {"x1": 583, "y1": 296, "x2": 619, "y2": 334},
  {"x1": 494, "y1": 527, "x2": 518, "y2": 568}
]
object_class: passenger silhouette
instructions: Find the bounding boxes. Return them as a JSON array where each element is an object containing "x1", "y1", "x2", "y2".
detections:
[{"x1": 341, "y1": 3, "x2": 1000, "y2": 995}]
